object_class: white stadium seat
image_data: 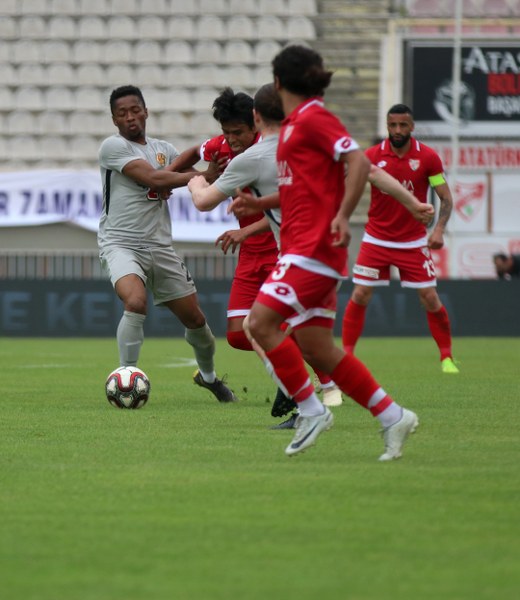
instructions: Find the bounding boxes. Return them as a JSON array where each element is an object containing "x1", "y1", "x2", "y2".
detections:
[
  {"x1": 109, "y1": 0, "x2": 139, "y2": 14},
  {"x1": 78, "y1": 0, "x2": 109, "y2": 15},
  {"x1": 101, "y1": 40, "x2": 133, "y2": 64},
  {"x1": 286, "y1": 16, "x2": 317, "y2": 40},
  {"x1": 192, "y1": 87, "x2": 220, "y2": 111},
  {"x1": 198, "y1": 0, "x2": 228, "y2": 13},
  {"x1": 43, "y1": 41, "x2": 72, "y2": 63},
  {"x1": 47, "y1": 63, "x2": 77, "y2": 86},
  {"x1": 15, "y1": 86, "x2": 45, "y2": 111},
  {"x1": 133, "y1": 41, "x2": 162, "y2": 64},
  {"x1": 17, "y1": 63, "x2": 48, "y2": 86},
  {"x1": 0, "y1": 16, "x2": 18, "y2": 39},
  {"x1": 72, "y1": 41, "x2": 105, "y2": 64},
  {"x1": 228, "y1": 0, "x2": 257, "y2": 14},
  {"x1": 6, "y1": 111, "x2": 38, "y2": 135},
  {"x1": 223, "y1": 40, "x2": 253, "y2": 64},
  {"x1": 136, "y1": 16, "x2": 166, "y2": 40},
  {"x1": 48, "y1": 16, "x2": 77, "y2": 40},
  {"x1": 105, "y1": 63, "x2": 134, "y2": 86},
  {"x1": 73, "y1": 87, "x2": 105, "y2": 111},
  {"x1": 258, "y1": 0, "x2": 288, "y2": 15},
  {"x1": 107, "y1": 16, "x2": 137, "y2": 39},
  {"x1": 226, "y1": 16, "x2": 255, "y2": 40},
  {"x1": 44, "y1": 87, "x2": 76, "y2": 112},
  {"x1": 163, "y1": 65, "x2": 195, "y2": 87},
  {"x1": 20, "y1": 0, "x2": 48, "y2": 15},
  {"x1": 164, "y1": 40, "x2": 194, "y2": 64},
  {"x1": 76, "y1": 63, "x2": 106, "y2": 86},
  {"x1": 48, "y1": 0, "x2": 79, "y2": 14},
  {"x1": 11, "y1": 135, "x2": 42, "y2": 161},
  {"x1": 0, "y1": 63, "x2": 17, "y2": 85},
  {"x1": 38, "y1": 111, "x2": 70, "y2": 136},
  {"x1": 165, "y1": 16, "x2": 196, "y2": 40},
  {"x1": 257, "y1": 16, "x2": 286, "y2": 40},
  {"x1": 254, "y1": 40, "x2": 283, "y2": 64},
  {"x1": 287, "y1": 0, "x2": 318, "y2": 15},
  {"x1": 194, "y1": 41, "x2": 224, "y2": 64},
  {"x1": 169, "y1": 0, "x2": 198, "y2": 14},
  {"x1": 135, "y1": 64, "x2": 166, "y2": 87},
  {"x1": 78, "y1": 16, "x2": 108, "y2": 40},
  {"x1": 196, "y1": 16, "x2": 227, "y2": 40},
  {"x1": 11, "y1": 40, "x2": 42, "y2": 64}
]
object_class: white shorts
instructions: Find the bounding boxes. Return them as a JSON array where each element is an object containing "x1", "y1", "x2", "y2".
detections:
[{"x1": 100, "y1": 245, "x2": 196, "y2": 305}]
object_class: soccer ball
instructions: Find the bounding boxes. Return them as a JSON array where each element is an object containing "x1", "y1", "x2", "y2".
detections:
[{"x1": 105, "y1": 366, "x2": 150, "y2": 409}]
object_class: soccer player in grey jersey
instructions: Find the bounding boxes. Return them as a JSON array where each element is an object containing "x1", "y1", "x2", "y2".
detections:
[{"x1": 98, "y1": 85, "x2": 237, "y2": 403}]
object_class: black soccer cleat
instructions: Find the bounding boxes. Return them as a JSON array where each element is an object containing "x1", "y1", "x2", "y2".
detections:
[
  {"x1": 270, "y1": 413, "x2": 298, "y2": 430},
  {"x1": 271, "y1": 387, "x2": 297, "y2": 417},
  {"x1": 193, "y1": 370, "x2": 238, "y2": 403}
]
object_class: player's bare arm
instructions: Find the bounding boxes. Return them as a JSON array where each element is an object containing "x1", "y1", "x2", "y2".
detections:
[
  {"x1": 228, "y1": 190, "x2": 280, "y2": 219},
  {"x1": 331, "y1": 149, "x2": 370, "y2": 247},
  {"x1": 168, "y1": 145, "x2": 201, "y2": 172},
  {"x1": 429, "y1": 182, "x2": 453, "y2": 249},
  {"x1": 122, "y1": 158, "x2": 198, "y2": 191},
  {"x1": 368, "y1": 165, "x2": 435, "y2": 225},
  {"x1": 216, "y1": 218, "x2": 270, "y2": 255},
  {"x1": 187, "y1": 174, "x2": 229, "y2": 211}
]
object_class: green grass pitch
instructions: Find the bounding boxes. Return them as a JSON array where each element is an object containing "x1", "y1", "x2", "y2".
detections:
[{"x1": 1, "y1": 337, "x2": 519, "y2": 600}]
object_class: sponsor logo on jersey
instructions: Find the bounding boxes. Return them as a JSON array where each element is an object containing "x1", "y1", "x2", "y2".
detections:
[
  {"x1": 353, "y1": 265, "x2": 379, "y2": 279},
  {"x1": 377, "y1": 160, "x2": 387, "y2": 168},
  {"x1": 283, "y1": 125, "x2": 294, "y2": 143},
  {"x1": 277, "y1": 161, "x2": 293, "y2": 186},
  {"x1": 409, "y1": 159, "x2": 420, "y2": 171},
  {"x1": 156, "y1": 153, "x2": 166, "y2": 167}
]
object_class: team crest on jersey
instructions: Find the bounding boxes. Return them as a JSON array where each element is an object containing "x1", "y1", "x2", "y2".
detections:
[
  {"x1": 409, "y1": 159, "x2": 420, "y2": 171},
  {"x1": 283, "y1": 125, "x2": 294, "y2": 143},
  {"x1": 156, "y1": 153, "x2": 166, "y2": 167},
  {"x1": 377, "y1": 160, "x2": 387, "y2": 168},
  {"x1": 421, "y1": 247, "x2": 431, "y2": 258}
]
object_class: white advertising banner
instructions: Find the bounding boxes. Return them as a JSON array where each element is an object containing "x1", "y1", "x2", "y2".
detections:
[{"x1": 0, "y1": 169, "x2": 236, "y2": 242}]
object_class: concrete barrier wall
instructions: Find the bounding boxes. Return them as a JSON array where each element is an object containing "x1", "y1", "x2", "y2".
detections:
[{"x1": 1, "y1": 279, "x2": 518, "y2": 337}]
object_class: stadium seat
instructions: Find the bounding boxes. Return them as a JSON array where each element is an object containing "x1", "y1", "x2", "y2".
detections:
[
  {"x1": 45, "y1": 87, "x2": 76, "y2": 112},
  {"x1": 43, "y1": 40, "x2": 72, "y2": 63},
  {"x1": 107, "y1": 16, "x2": 137, "y2": 39},
  {"x1": 169, "y1": 0, "x2": 199, "y2": 14},
  {"x1": 19, "y1": 16, "x2": 47, "y2": 39},
  {"x1": 73, "y1": 87, "x2": 105, "y2": 112},
  {"x1": 226, "y1": 15, "x2": 255, "y2": 40},
  {"x1": 165, "y1": 89, "x2": 193, "y2": 111},
  {"x1": 228, "y1": 0, "x2": 258, "y2": 13},
  {"x1": 69, "y1": 135, "x2": 100, "y2": 161},
  {"x1": 101, "y1": 40, "x2": 133, "y2": 64},
  {"x1": 166, "y1": 16, "x2": 196, "y2": 40},
  {"x1": 78, "y1": 16, "x2": 108, "y2": 40},
  {"x1": 196, "y1": 15, "x2": 227, "y2": 40},
  {"x1": 38, "y1": 111, "x2": 70, "y2": 136},
  {"x1": 194, "y1": 41, "x2": 224, "y2": 64},
  {"x1": 136, "y1": 16, "x2": 166, "y2": 40},
  {"x1": 164, "y1": 40, "x2": 194, "y2": 64},
  {"x1": 17, "y1": 63, "x2": 48, "y2": 86},
  {"x1": 48, "y1": 0, "x2": 79, "y2": 15},
  {"x1": 69, "y1": 111, "x2": 108, "y2": 137},
  {"x1": 193, "y1": 87, "x2": 221, "y2": 111},
  {"x1": 48, "y1": 63, "x2": 77, "y2": 86},
  {"x1": 254, "y1": 40, "x2": 283, "y2": 64},
  {"x1": 0, "y1": 16, "x2": 17, "y2": 39},
  {"x1": 15, "y1": 86, "x2": 45, "y2": 111},
  {"x1": 20, "y1": 0, "x2": 48, "y2": 15},
  {"x1": 188, "y1": 111, "x2": 219, "y2": 136},
  {"x1": 223, "y1": 40, "x2": 253, "y2": 64},
  {"x1": 163, "y1": 65, "x2": 195, "y2": 87},
  {"x1": 138, "y1": 0, "x2": 168, "y2": 13},
  {"x1": 157, "y1": 112, "x2": 193, "y2": 137},
  {"x1": 256, "y1": 16, "x2": 286, "y2": 40},
  {"x1": 287, "y1": 0, "x2": 318, "y2": 15},
  {"x1": 0, "y1": 62, "x2": 17, "y2": 85},
  {"x1": 11, "y1": 40, "x2": 42, "y2": 64},
  {"x1": 198, "y1": 0, "x2": 229, "y2": 14},
  {"x1": 72, "y1": 41, "x2": 104, "y2": 64},
  {"x1": 286, "y1": 16, "x2": 316, "y2": 40},
  {"x1": 0, "y1": 0, "x2": 17, "y2": 15},
  {"x1": 252, "y1": 64, "x2": 275, "y2": 87},
  {"x1": 78, "y1": 0, "x2": 109, "y2": 15},
  {"x1": 76, "y1": 63, "x2": 106, "y2": 86},
  {"x1": 48, "y1": 16, "x2": 77, "y2": 40},
  {"x1": 135, "y1": 64, "x2": 166, "y2": 87},
  {"x1": 133, "y1": 41, "x2": 162, "y2": 64},
  {"x1": 110, "y1": 0, "x2": 139, "y2": 14},
  {"x1": 11, "y1": 135, "x2": 42, "y2": 161},
  {"x1": 258, "y1": 0, "x2": 288, "y2": 15},
  {"x1": 224, "y1": 64, "x2": 255, "y2": 88},
  {"x1": 6, "y1": 111, "x2": 37, "y2": 135},
  {"x1": 105, "y1": 63, "x2": 134, "y2": 87}
]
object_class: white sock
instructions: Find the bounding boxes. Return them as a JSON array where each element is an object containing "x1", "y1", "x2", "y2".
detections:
[
  {"x1": 297, "y1": 393, "x2": 325, "y2": 417},
  {"x1": 377, "y1": 404, "x2": 403, "y2": 429}
]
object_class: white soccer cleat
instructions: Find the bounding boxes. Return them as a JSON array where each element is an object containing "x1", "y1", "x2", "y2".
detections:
[
  {"x1": 285, "y1": 407, "x2": 334, "y2": 456},
  {"x1": 322, "y1": 384, "x2": 343, "y2": 407},
  {"x1": 379, "y1": 409, "x2": 419, "y2": 462}
]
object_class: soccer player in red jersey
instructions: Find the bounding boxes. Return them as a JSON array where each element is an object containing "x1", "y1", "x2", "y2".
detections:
[
  {"x1": 247, "y1": 45, "x2": 419, "y2": 459},
  {"x1": 170, "y1": 88, "x2": 279, "y2": 353},
  {"x1": 342, "y1": 104, "x2": 459, "y2": 374}
]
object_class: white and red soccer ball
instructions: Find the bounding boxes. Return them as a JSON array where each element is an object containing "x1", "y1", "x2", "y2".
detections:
[{"x1": 105, "y1": 366, "x2": 150, "y2": 409}]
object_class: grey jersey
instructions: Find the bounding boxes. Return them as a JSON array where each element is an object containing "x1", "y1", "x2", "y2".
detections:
[
  {"x1": 215, "y1": 134, "x2": 282, "y2": 247},
  {"x1": 98, "y1": 134, "x2": 179, "y2": 249}
]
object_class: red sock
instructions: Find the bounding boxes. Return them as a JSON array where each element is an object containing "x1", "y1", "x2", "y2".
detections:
[
  {"x1": 265, "y1": 337, "x2": 314, "y2": 403},
  {"x1": 331, "y1": 353, "x2": 393, "y2": 416},
  {"x1": 342, "y1": 300, "x2": 367, "y2": 353},
  {"x1": 313, "y1": 368, "x2": 332, "y2": 386},
  {"x1": 226, "y1": 330, "x2": 254, "y2": 351},
  {"x1": 426, "y1": 306, "x2": 452, "y2": 361}
]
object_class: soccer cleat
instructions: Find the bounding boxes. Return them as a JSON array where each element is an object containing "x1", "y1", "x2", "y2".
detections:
[
  {"x1": 193, "y1": 370, "x2": 237, "y2": 403},
  {"x1": 271, "y1": 387, "x2": 297, "y2": 417},
  {"x1": 441, "y1": 357, "x2": 460, "y2": 374},
  {"x1": 285, "y1": 407, "x2": 334, "y2": 456},
  {"x1": 270, "y1": 413, "x2": 298, "y2": 430},
  {"x1": 322, "y1": 384, "x2": 343, "y2": 407},
  {"x1": 379, "y1": 409, "x2": 419, "y2": 462}
]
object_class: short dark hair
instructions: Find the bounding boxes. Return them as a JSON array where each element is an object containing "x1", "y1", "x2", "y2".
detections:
[
  {"x1": 212, "y1": 87, "x2": 254, "y2": 128},
  {"x1": 272, "y1": 44, "x2": 333, "y2": 97},
  {"x1": 387, "y1": 104, "x2": 414, "y2": 118},
  {"x1": 493, "y1": 252, "x2": 507, "y2": 261},
  {"x1": 109, "y1": 85, "x2": 146, "y2": 114},
  {"x1": 253, "y1": 83, "x2": 285, "y2": 123}
]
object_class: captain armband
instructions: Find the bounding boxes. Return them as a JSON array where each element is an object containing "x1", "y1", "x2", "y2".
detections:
[{"x1": 428, "y1": 173, "x2": 446, "y2": 187}]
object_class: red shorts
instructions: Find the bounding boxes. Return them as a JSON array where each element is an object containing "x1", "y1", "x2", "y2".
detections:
[
  {"x1": 256, "y1": 262, "x2": 337, "y2": 330},
  {"x1": 227, "y1": 249, "x2": 278, "y2": 318},
  {"x1": 352, "y1": 241, "x2": 437, "y2": 288}
]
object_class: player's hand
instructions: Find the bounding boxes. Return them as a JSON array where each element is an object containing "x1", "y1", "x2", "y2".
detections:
[
  {"x1": 410, "y1": 201, "x2": 435, "y2": 225},
  {"x1": 187, "y1": 174, "x2": 207, "y2": 193},
  {"x1": 204, "y1": 153, "x2": 227, "y2": 183},
  {"x1": 228, "y1": 188, "x2": 262, "y2": 218},
  {"x1": 330, "y1": 214, "x2": 351, "y2": 247},
  {"x1": 216, "y1": 228, "x2": 247, "y2": 254},
  {"x1": 159, "y1": 189, "x2": 172, "y2": 200},
  {"x1": 428, "y1": 228, "x2": 444, "y2": 250}
]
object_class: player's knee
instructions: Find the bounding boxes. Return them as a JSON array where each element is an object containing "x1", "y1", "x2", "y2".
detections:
[
  {"x1": 351, "y1": 286, "x2": 372, "y2": 305},
  {"x1": 226, "y1": 330, "x2": 253, "y2": 351},
  {"x1": 124, "y1": 297, "x2": 147, "y2": 315}
]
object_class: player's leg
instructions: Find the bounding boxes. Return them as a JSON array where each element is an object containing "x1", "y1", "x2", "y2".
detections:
[
  {"x1": 342, "y1": 242, "x2": 390, "y2": 353},
  {"x1": 398, "y1": 246, "x2": 458, "y2": 374}
]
